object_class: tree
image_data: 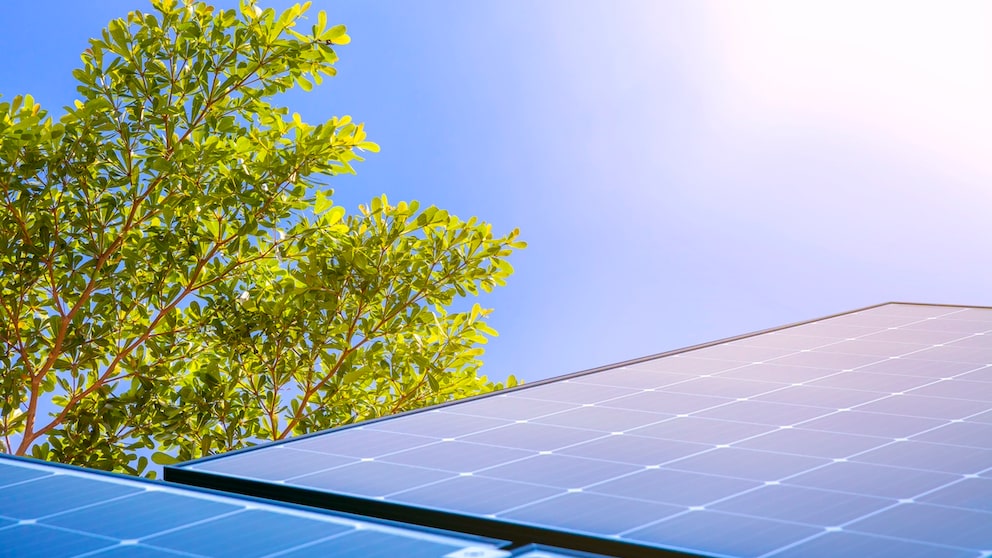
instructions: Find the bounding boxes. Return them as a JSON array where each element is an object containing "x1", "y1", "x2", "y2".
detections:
[{"x1": 0, "y1": 0, "x2": 523, "y2": 476}]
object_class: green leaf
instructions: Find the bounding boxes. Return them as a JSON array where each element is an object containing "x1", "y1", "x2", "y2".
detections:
[
  {"x1": 426, "y1": 372, "x2": 440, "y2": 392},
  {"x1": 341, "y1": 367, "x2": 366, "y2": 385},
  {"x1": 314, "y1": 190, "x2": 333, "y2": 215},
  {"x1": 324, "y1": 24, "x2": 346, "y2": 41},
  {"x1": 108, "y1": 19, "x2": 129, "y2": 46},
  {"x1": 151, "y1": 452, "x2": 179, "y2": 465}
]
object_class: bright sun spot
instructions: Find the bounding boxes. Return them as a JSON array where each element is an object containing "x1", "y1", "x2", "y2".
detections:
[{"x1": 705, "y1": 0, "x2": 992, "y2": 180}]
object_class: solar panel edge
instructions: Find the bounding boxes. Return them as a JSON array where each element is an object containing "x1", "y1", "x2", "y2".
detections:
[
  {"x1": 886, "y1": 301, "x2": 992, "y2": 311},
  {"x1": 163, "y1": 466, "x2": 711, "y2": 558}
]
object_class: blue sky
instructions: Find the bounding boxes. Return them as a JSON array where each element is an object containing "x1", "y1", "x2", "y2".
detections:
[{"x1": 3, "y1": 1, "x2": 991, "y2": 383}]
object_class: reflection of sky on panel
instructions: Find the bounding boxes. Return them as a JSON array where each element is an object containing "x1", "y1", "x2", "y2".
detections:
[{"x1": 1, "y1": 1, "x2": 990, "y2": 387}]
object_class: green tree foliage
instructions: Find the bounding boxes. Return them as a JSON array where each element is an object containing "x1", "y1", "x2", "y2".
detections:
[{"x1": 0, "y1": 0, "x2": 522, "y2": 475}]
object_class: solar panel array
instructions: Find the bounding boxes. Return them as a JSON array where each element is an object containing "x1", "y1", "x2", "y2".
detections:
[
  {"x1": 167, "y1": 303, "x2": 992, "y2": 557},
  {"x1": 0, "y1": 454, "x2": 511, "y2": 558}
]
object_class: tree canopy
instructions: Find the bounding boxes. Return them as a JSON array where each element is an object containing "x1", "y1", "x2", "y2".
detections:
[{"x1": 0, "y1": 0, "x2": 522, "y2": 476}]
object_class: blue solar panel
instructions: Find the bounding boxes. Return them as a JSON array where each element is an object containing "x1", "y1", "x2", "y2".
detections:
[
  {"x1": 0, "y1": 455, "x2": 509, "y2": 558},
  {"x1": 169, "y1": 303, "x2": 992, "y2": 557}
]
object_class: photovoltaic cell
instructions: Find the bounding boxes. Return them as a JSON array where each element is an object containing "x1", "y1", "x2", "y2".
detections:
[
  {"x1": 169, "y1": 303, "x2": 992, "y2": 557},
  {"x1": 500, "y1": 491, "x2": 683, "y2": 534},
  {"x1": 0, "y1": 455, "x2": 508, "y2": 558}
]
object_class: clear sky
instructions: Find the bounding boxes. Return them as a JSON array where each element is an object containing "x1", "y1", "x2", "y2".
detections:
[{"x1": 3, "y1": 1, "x2": 991, "y2": 383}]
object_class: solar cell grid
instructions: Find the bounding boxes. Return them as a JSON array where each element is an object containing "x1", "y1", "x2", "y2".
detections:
[
  {"x1": 170, "y1": 303, "x2": 992, "y2": 558},
  {"x1": 0, "y1": 455, "x2": 508, "y2": 558}
]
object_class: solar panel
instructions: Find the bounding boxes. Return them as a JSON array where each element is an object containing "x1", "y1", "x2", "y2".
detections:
[
  {"x1": 167, "y1": 303, "x2": 992, "y2": 558},
  {"x1": 0, "y1": 454, "x2": 509, "y2": 558}
]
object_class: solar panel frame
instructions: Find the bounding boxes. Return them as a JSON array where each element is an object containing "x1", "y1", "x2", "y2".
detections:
[
  {"x1": 167, "y1": 302, "x2": 992, "y2": 558},
  {"x1": 0, "y1": 453, "x2": 509, "y2": 558}
]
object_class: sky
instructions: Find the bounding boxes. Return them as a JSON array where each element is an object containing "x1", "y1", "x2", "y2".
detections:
[{"x1": 2, "y1": 1, "x2": 991, "y2": 384}]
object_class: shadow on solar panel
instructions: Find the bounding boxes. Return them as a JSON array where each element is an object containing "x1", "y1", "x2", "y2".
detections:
[{"x1": 167, "y1": 303, "x2": 992, "y2": 558}]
